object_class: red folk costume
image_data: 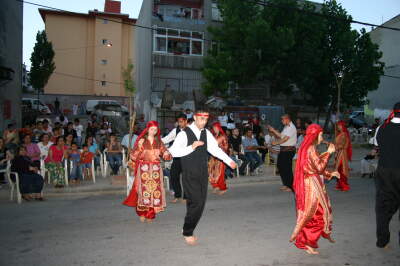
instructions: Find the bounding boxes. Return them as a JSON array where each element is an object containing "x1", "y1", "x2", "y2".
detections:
[
  {"x1": 123, "y1": 121, "x2": 172, "y2": 220},
  {"x1": 334, "y1": 121, "x2": 352, "y2": 191},
  {"x1": 208, "y1": 122, "x2": 228, "y2": 191},
  {"x1": 291, "y1": 124, "x2": 335, "y2": 250}
]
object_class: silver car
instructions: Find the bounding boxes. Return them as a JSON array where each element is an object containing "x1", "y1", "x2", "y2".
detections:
[{"x1": 93, "y1": 104, "x2": 128, "y2": 117}]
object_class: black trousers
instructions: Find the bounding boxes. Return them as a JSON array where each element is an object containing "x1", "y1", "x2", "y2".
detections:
[
  {"x1": 277, "y1": 150, "x2": 295, "y2": 189},
  {"x1": 170, "y1": 158, "x2": 185, "y2": 199},
  {"x1": 182, "y1": 169, "x2": 208, "y2": 237},
  {"x1": 237, "y1": 154, "x2": 249, "y2": 175},
  {"x1": 18, "y1": 173, "x2": 44, "y2": 194},
  {"x1": 375, "y1": 167, "x2": 400, "y2": 248}
]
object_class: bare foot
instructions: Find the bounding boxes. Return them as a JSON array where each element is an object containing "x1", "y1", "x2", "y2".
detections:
[
  {"x1": 139, "y1": 216, "x2": 145, "y2": 223},
  {"x1": 171, "y1": 198, "x2": 179, "y2": 203},
  {"x1": 146, "y1": 218, "x2": 153, "y2": 223},
  {"x1": 184, "y1": 236, "x2": 198, "y2": 246},
  {"x1": 280, "y1": 186, "x2": 288, "y2": 191},
  {"x1": 283, "y1": 188, "x2": 292, "y2": 192},
  {"x1": 212, "y1": 188, "x2": 218, "y2": 194},
  {"x1": 305, "y1": 245, "x2": 319, "y2": 255},
  {"x1": 181, "y1": 199, "x2": 187, "y2": 204},
  {"x1": 384, "y1": 244, "x2": 390, "y2": 249},
  {"x1": 326, "y1": 235, "x2": 336, "y2": 243},
  {"x1": 218, "y1": 190, "x2": 227, "y2": 195}
]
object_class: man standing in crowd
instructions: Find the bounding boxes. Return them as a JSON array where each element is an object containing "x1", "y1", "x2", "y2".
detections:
[
  {"x1": 162, "y1": 114, "x2": 188, "y2": 203},
  {"x1": 375, "y1": 102, "x2": 400, "y2": 249},
  {"x1": 228, "y1": 128, "x2": 249, "y2": 176},
  {"x1": 268, "y1": 114, "x2": 297, "y2": 192},
  {"x1": 169, "y1": 110, "x2": 236, "y2": 245}
]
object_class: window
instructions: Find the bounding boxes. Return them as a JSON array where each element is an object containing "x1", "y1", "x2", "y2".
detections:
[
  {"x1": 102, "y1": 39, "x2": 108, "y2": 45},
  {"x1": 154, "y1": 27, "x2": 204, "y2": 56},
  {"x1": 101, "y1": 81, "x2": 107, "y2": 86},
  {"x1": 103, "y1": 19, "x2": 108, "y2": 24},
  {"x1": 212, "y1": 2, "x2": 223, "y2": 21},
  {"x1": 101, "y1": 59, "x2": 108, "y2": 65}
]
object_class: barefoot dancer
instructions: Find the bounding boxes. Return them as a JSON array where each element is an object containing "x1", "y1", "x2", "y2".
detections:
[
  {"x1": 208, "y1": 122, "x2": 229, "y2": 195},
  {"x1": 334, "y1": 121, "x2": 352, "y2": 191},
  {"x1": 290, "y1": 124, "x2": 340, "y2": 255},
  {"x1": 162, "y1": 113, "x2": 188, "y2": 203},
  {"x1": 169, "y1": 110, "x2": 237, "y2": 245},
  {"x1": 123, "y1": 121, "x2": 172, "y2": 223}
]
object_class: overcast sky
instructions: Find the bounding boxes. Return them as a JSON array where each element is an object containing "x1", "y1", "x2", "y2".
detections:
[{"x1": 23, "y1": 0, "x2": 400, "y2": 68}]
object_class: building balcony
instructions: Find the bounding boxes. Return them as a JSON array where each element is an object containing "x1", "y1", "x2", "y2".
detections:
[{"x1": 153, "y1": 53, "x2": 203, "y2": 70}]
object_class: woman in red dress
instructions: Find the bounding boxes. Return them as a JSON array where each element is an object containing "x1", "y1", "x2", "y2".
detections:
[
  {"x1": 123, "y1": 121, "x2": 172, "y2": 223},
  {"x1": 334, "y1": 121, "x2": 352, "y2": 191},
  {"x1": 208, "y1": 122, "x2": 229, "y2": 195},
  {"x1": 290, "y1": 124, "x2": 340, "y2": 255}
]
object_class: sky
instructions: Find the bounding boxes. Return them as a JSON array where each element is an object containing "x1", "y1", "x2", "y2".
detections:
[{"x1": 23, "y1": 0, "x2": 400, "y2": 69}]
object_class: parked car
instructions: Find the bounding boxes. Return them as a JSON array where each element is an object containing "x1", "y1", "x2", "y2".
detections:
[
  {"x1": 86, "y1": 100, "x2": 128, "y2": 114},
  {"x1": 349, "y1": 111, "x2": 367, "y2": 129},
  {"x1": 22, "y1": 98, "x2": 51, "y2": 114},
  {"x1": 92, "y1": 104, "x2": 128, "y2": 117}
]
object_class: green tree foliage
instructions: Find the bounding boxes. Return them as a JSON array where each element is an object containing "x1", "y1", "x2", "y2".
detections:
[
  {"x1": 122, "y1": 60, "x2": 136, "y2": 154},
  {"x1": 29, "y1": 30, "x2": 55, "y2": 93},
  {"x1": 203, "y1": 0, "x2": 384, "y2": 114}
]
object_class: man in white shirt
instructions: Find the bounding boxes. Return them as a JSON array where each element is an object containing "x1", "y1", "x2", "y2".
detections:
[
  {"x1": 73, "y1": 118, "x2": 84, "y2": 146},
  {"x1": 268, "y1": 114, "x2": 297, "y2": 192},
  {"x1": 121, "y1": 132, "x2": 138, "y2": 150},
  {"x1": 162, "y1": 113, "x2": 188, "y2": 203},
  {"x1": 169, "y1": 110, "x2": 236, "y2": 245}
]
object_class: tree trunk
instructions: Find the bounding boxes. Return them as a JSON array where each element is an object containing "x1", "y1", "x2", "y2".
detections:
[{"x1": 323, "y1": 101, "x2": 335, "y2": 133}]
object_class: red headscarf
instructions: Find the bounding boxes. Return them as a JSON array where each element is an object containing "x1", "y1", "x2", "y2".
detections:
[
  {"x1": 134, "y1": 121, "x2": 161, "y2": 149},
  {"x1": 211, "y1": 122, "x2": 226, "y2": 137},
  {"x1": 293, "y1": 124, "x2": 323, "y2": 211},
  {"x1": 336, "y1": 120, "x2": 353, "y2": 161}
]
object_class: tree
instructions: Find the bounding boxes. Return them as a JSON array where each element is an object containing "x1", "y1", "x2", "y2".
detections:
[
  {"x1": 122, "y1": 60, "x2": 136, "y2": 155},
  {"x1": 29, "y1": 30, "x2": 55, "y2": 109}
]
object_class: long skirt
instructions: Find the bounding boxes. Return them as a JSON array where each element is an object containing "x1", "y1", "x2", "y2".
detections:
[
  {"x1": 45, "y1": 162, "x2": 65, "y2": 186},
  {"x1": 208, "y1": 157, "x2": 227, "y2": 191},
  {"x1": 123, "y1": 161, "x2": 166, "y2": 220},
  {"x1": 336, "y1": 163, "x2": 350, "y2": 191},
  {"x1": 19, "y1": 173, "x2": 44, "y2": 194}
]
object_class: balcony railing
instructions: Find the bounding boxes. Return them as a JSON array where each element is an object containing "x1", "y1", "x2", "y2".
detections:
[{"x1": 153, "y1": 53, "x2": 204, "y2": 70}]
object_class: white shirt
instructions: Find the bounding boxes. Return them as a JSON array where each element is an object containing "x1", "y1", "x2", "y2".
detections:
[
  {"x1": 168, "y1": 123, "x2": 234, "y2": 166},
  {"x1": 73, "y1": 124, "x2": 84, "y2": 137},
  {"x1": 121, "y1": 134, "x2": 138, "y2": 149},
  {"x1": 38, "y1": 141, "x2": 53, "y2": 159},
  {"x1": 218, "y1": 115, "x2": 228, "y2": 127},
  {"x1": 280, "y1": 122, "x2": 297, "y2": 146},
  {"x1": 374, "y1": 117, "x2": 400, "y2": 146},
  {"x1": 162, "y1": 128, "x2": 179, "y2": 144}
]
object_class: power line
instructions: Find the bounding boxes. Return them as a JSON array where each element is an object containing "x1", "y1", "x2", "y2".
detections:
[
  {"x1": 382, "y1": 74, "x2": 400, "y2": 80},
  {"x1": 54, "y1": 71, "x2": 123, "y2": 85}
]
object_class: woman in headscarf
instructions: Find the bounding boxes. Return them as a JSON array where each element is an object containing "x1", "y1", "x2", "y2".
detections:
[
  {"x1": 334, "y1": 121, "x2": 352, "y2": 191},
  {"x1": 290, "y1": 124, "x2": 340, "y2": 255},
  {"x1": 208, "y1": 122, "x2": 229, "y2": 195},
  {"x1": 123, "y1": 121, "x2": 172, "y2": 222}
]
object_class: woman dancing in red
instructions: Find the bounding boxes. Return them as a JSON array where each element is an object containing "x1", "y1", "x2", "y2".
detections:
[
  {"x1": 334, "y1": 121, "x2": 352, "y2": 191},
  {"x1": 123, "y1": 121, "x2": 172, "y2": 222},
  {"x1": 208, "y1": 122, "x2": 229, "y2": 195},
  {"x1": 290, "y1": 124, "x2": 340, "y2": 255}
]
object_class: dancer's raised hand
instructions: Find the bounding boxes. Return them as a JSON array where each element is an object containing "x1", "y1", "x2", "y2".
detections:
[
  {"x1": 327, "y1": 143, "x2": 336, "y2": 154},
  {"x1": 331, "y1": 171, "x2": 340, "y2": 179},
  {"x1": 229, "y1": 161, "x2": 237, "y2": 169},
  {"x1": 192, "y1": 141, "x2": 204, "y2": 149}
]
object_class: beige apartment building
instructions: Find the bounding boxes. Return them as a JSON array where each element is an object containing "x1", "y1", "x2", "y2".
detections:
[{"x1": 39, "y1": 0, "x2": 136, "y2": 96}]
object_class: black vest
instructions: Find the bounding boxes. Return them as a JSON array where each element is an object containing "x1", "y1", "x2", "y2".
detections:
[
  {"x1": 180, "y1": 127, "x2": 208, "y2": 177},
  {"x1": 170, "y1": 126, "x2": 181, "y2": 146},
  {"x1": 377, "y1": 122, "x2": 400, "y2": 169}
]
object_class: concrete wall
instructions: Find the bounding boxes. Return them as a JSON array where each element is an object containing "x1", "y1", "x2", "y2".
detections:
[
  {"x1": 0, "y1": 0, "x2": 23, "y2": 133},
  {"x1": 368, "y1": 15, "x2": 400, "y2": 113}
]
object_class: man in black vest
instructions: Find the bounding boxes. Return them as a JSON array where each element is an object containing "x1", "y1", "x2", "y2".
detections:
[
  {"x1": 375, "y1": 102, "x2": 400, "y2": 248},
  {"x1": 162, "y1": 113, "x2": 188, "y2": 203},
  {"x1": 169, "y1": 110, "x2": 237, "y2": 245}
]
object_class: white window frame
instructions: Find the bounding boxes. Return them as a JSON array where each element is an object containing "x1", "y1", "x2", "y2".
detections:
[
  {"x1": 153, "y1": 26, "x2": 204, "y2": 56},
  {"x1": 101, "y1": 59, "x2": 108, "y2": 65},
  {"x1": 101, "y1": 81, "x2": 107, "y2": 86}
]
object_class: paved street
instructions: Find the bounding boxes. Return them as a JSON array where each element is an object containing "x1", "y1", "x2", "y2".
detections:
[{"x1": 1, "y1": 177, "x2": 399, "y2": 266}]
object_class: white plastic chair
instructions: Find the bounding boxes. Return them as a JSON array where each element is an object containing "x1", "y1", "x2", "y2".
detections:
[
  {"x1": 0, "y1": 161, "x2": 21, "y2": 203},
  {"x1": 126, "y1": 168, "x2": 134, "y2": 196}
]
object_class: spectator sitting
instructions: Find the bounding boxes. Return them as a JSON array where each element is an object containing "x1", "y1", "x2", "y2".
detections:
[
  {"x1": 3, "y1": 123, "x2": 19, "y2": 152},
  {"x1": 37, "y1": 133, "x2": 53, "y2": 160},
  {"x1": 11, "y1": 146, "x2": 44, "y2": 201},
  {"x1": 101, "y1": 116, "x2": 111, "y2": 127},
  {"x1": 98, "y1": 123, "x2": 111, "y2": 150},
  {"x1": 122, "y1": 126, "x2": 138, "y2": 150},
  {"x1": 64, "y1": 122, "x2": 77, "y2": 141},
  {"x1": 86, "y1": 121, "x2": 99, "y2": 139},
  {"x1": 361, "y1": 148, "x2": 378, "y2": 178},
  {"x1": 22, "y1": 135, "x2": 41, "y2": 168},
  {"x1": 256, "y1": 130, "x2": 268, "y2": 163},
  {"x1": 42, "y1": 119, "x2": 53, "y2": 134},
  {"x1": 69, "y1": 143, "x2": 81, "y2": 184},
  {"x1": 73, "y1": 118, "x2": 84, "y2": 147},
  {"x1": 50, "y1": 127, "x2": 62, "y2": 144},
  {"x1": 228, "y1": 128, "x2": 249, "y2": 176},
  {"x1": 55, "y1": 114, "x2": 68, "y2": 127},
  {"x1": 33, "y1": 121, "x2": 45, "y2": 143},
  {"x1": 0, "y1": 138, "x2": 12, "y2": 184},
  {"x1": 64, "y1": 133, "x2": 74, "y2": 149},
  {"x1": 45, "y1": 136, "x2": 68, "y2": 188},
  {"x1": 80, "y1": 144, "x2": 94, "y2": 180},
  {"x1": 105, "y1": 134, "x2": 123, "y2": 175},
  {"x1": 85, "y1": 136, "x2": 100, "y2": 168},
  {"x1": 19, "y1": 123, "x2": 33, "y2": 140},
  {"x1": 242, "y1": 129, "x2": 263, "y2": 175}
]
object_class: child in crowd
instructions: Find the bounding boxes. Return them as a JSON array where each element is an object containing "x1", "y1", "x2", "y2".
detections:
[
  {"x1": 69, "y1": 143, "x2": 81, "y2": 184},
  {"x1": 80, "y1": 144, "x2": 94, "y2": 180}
]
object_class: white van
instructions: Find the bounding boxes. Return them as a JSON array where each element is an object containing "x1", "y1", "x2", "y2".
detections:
[
  {"x1": 86, "y1": 99, "x2": 128, "y2": 114},
  {"x1": 22, "y1": 98, "x2": 51, "y2": 114}
]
